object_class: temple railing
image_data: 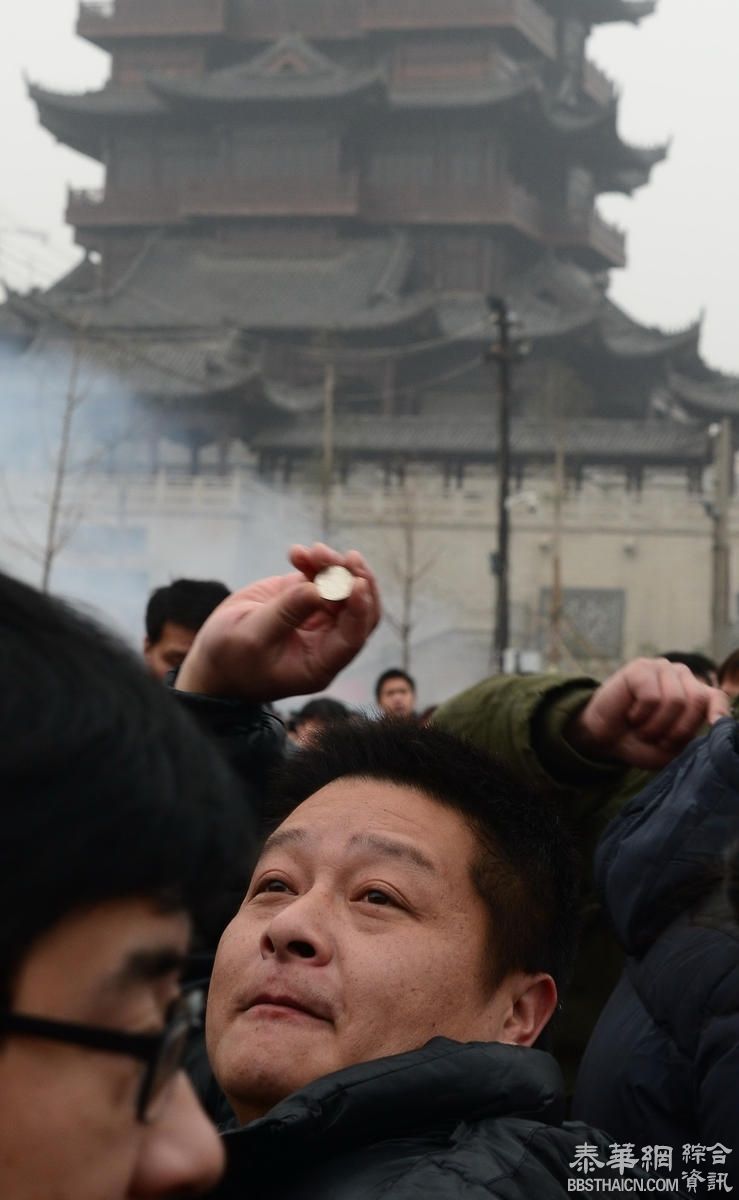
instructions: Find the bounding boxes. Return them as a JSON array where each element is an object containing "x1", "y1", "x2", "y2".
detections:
[
  {"x1": 360, "y1": 0, "x2": 557, "y2": 58},
  {"x1": 360, "y1": 176, "x2": 543, "y2": 238},
  {"x1": 77, "y1": 0, "x2": 227, "y2": 40},
  {"x1": 182, "y1": 175, "x2": 360, "y2": 218},
  {"x1": 68, "y1": 177, "x2": 360, "y2": 226},
  {"x1": 547, "y1": 208, "x2": 626, "y2": 268},
  {"x1": 229, "y1": 0, "x2": 362, "y2": 40},
  {"x1": 67, "y1": 187, "x2": 183, "y2": 228}
]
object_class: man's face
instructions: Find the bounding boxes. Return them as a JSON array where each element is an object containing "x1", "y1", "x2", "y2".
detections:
[
  {"x1": 0, "y1": 899, "x2": 224, "y2": 1200},
  {"x1": 143, "y1": 621, "x2": 197, "y2": 681},
  {"x1": 377, "y1": 677, "x2": 416, "y2": 717},
  {"x1": 208, "y1": 779, "x2": 521, "y2": 1123}
]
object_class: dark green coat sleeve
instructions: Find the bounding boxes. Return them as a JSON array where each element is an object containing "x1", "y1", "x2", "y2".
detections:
[
  {"x1": 433, "y1": 672, "x2": 651, "y2": 821},
  {"x1": 434, "y1": 673, "x2": 653, "y2": 1087}
]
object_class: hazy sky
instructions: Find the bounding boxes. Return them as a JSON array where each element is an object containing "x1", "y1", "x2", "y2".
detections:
[{"x1": 1, "y1": 0, "x2": 738, "y2": 371}]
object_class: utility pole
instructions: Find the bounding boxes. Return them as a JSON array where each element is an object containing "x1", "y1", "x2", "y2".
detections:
[
  {"x1": 487, "y1": 297, "x2": 530, "y2": 672},
  {"x1": 550, "y1": 425, "x2": 566, "y2": 668},
  {"x1": 321, "y1": 360, "x2": 336, "y2": 542},
  {"x1": 710, "y1": 416, "x2": 733, "y2": 659}
]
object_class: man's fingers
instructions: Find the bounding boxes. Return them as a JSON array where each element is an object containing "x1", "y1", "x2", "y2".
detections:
[
  {"x1": 289, "y1": 542, "x2": 345, "y2": 578},
  {"x1": 316, "y1": 580, "x2": 375, "y2": 675},
  {"x1": 623, "y1": 658, "x2": 669, "y2": 728},
  {"x1": 629, "y1": 660, "x2": 690, "y2": 744},
  {"x1": 259, "y1": 581, "x2": 324, "y2": 640},
  {"x1": 344, "y1": 550, "x2": 382, "y2": 630}
]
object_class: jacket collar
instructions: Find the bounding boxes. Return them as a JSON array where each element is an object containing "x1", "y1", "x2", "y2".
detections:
[{"x1": 222, "y1": 1038, "x2": 564, "y2": 1167}]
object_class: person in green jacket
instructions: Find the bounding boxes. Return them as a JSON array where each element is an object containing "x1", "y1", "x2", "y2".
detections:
[{"x1": 433, "y1": 657, "x2": 730, "y2": 1088}]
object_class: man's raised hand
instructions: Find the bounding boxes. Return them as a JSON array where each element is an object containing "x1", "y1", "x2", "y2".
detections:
[
  {"x1": 176, "y1": 543, "x2": 381, "y2": 702},
  {"x1": 567, "y1": 656, "x2": 730, "y2": 770}
]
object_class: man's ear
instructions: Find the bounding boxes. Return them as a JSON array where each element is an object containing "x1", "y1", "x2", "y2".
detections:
[{"x1": 494, "y1": 973, "x2": 558, "y2": 1047}]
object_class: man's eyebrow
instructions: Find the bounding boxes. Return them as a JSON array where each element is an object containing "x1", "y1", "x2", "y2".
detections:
[
  {"x1": 260, "y1": 826, "x2": 312, "y2": 856},
  {"x1": 260, "y1": 827, "x2": 437, "y2": 874},
  {"x1": 103, "y1": 947, "x2": 187, "y2": 993},
  {"x1": 346, "y1": 833, "x2": 438, "y2": 875}
]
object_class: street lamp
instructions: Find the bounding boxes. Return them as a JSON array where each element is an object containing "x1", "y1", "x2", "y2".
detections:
[{"x1": 486, "y1": 296, "x2": 530, "y2": 673}]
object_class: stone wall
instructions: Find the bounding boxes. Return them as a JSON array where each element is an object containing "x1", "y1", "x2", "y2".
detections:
[{"x1": 0, "y1": 462, "x2": 730, "y2": 710}]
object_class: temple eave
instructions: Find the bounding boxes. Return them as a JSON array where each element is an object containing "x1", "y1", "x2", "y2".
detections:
[{"x1": 252, "y1": 414, "x2": 710, "y2": 465}]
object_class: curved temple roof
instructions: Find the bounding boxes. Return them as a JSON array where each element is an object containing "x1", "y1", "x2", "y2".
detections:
[
  {"x1": 578, "y1": 0, "x2": 657, "y2": 23},
  {"x1": 42, "y1": 234, "x2": 435, "y2": 336},
  {"x1": 665, "y1": 370, "x2": 739, "y2": 418},
  {"x1": 150, "y1": 35, "x2": 385, "y2": 106}
]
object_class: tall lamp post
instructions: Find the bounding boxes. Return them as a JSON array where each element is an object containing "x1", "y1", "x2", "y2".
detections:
[{"x1": 486, "y1": 297, "x2": 529, "y2": 673}]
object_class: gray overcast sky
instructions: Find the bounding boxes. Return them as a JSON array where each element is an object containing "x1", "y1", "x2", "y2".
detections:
[{"x1": 1, "y1": 0, "x2": 738, "y2": 371}]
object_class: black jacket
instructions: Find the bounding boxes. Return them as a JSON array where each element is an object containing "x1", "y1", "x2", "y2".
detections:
[
  {"x1": 573, "y1": 717, "x2": 739, "y2": 1166},
  {"x1": 210, "y1": 1039, "x2": 638, "y2": 1199}
]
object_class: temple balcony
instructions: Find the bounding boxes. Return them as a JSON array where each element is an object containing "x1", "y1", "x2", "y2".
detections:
[
  {"x1": 77, "y1": 0, "x2": 228, "y2": 46},
  {"x1": 68, "y1": 177, "x2": 360, "y2": 228},
  {"x1": 229, "y1": 0, "x2": 362, "y2": 41},
  {"x1": 361, "y1": 177, "x2": 543, "y2": 240},
  {"x1": 360, "y1": 0, "x2": 557, "y2": 59},
  {"x1": 547, "y1": 209, "x2": 626, "y2": 269},
  {"x1": 181, "y1": 175, "x2": 360, "y2": 219},
  {"x1": 67, "y1": 187, "x2": 185, "y2": 229}
]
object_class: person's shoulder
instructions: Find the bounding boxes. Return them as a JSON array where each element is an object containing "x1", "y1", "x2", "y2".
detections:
[{"x1": 322, "y1": 1114, "x2": 614, "y2": 1199}]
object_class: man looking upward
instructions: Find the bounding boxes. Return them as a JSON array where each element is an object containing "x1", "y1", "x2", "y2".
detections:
[{"x1": 199, "y1": 719, "x2": 623, "y2": 1199}]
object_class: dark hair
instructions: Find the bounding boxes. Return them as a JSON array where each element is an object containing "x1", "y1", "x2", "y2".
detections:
[
  {"x1": 145, "y1": 578, "x2": 230, "y2": 644},
  {"x1": 661, "y1": 651, "x2": 717, "y2": 685},
  {"x1": 294, "y1": 698, "x2": 350, "y2": 726},
  {"x1": 718, "y1": 648, "x2": 739, "y2": 687},
  {"x1": 269, "y1": 719, "x2": 579, "y2": 994},
  {"x1": 0, "y1": 571, "x2": 254, "y2": 1003},
  {"x1": 374, "y1": 668, "x2": 416, "y2": 702}
]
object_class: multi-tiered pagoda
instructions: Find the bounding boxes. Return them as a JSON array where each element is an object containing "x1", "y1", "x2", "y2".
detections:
[{"x1": 8, "y1": 0, "x2": 738, "y2": 481}]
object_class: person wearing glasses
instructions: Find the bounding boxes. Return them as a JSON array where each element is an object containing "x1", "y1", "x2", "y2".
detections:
[{"x1": 0, "y1": 543, "x2": 381, "y2": 1200}]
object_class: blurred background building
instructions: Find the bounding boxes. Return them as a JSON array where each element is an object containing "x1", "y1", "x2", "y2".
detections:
[{"x1": 2, "y1": 0, "x2": 739, "y2": 697}]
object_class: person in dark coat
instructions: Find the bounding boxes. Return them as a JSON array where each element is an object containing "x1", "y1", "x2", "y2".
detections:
[
  {"x1": 199, "y1": 719, "x2": 654, "y2": 1199},
  {"x1": 573, "y1": 716, "x2": 739, "y2": 1180}
]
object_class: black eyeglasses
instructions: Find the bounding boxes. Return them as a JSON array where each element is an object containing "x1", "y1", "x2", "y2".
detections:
[{"x1": 0, "y1": 989, "x2": 203, "y2": 1122}]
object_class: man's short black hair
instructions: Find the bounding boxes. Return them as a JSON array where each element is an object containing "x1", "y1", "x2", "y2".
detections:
[
  {"x1": 374, "y1": 668, "x2": 416, "y2": 703},
  {"x1": 661, "y1": 651, "x2": 717, "y2": 685},
  {"x1": 293, "y1": 698, "x2": 350, "y2": 726},
  {"x1": 0, "y1": 571, "x2": 253, "y2": 1003},
  {"x1": 145, "y1": 578, "x2": 230, "y2": 645},
  {"x1": 269, "y1": 718, "x2": 579, "y2": 996}
]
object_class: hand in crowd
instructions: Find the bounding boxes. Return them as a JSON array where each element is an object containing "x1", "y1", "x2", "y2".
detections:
[
  {"x1": 175, "y1": 543, "x2": 381, "y2": 701},
  {"x1": 567, "y1": 656, "x2": 730, "y2": 770}
]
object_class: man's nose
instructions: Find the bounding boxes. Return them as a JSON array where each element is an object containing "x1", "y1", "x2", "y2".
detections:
[
  {"x1": 129, "y1": 1072, "x2": 225, "y2": 1197},
  {"x1": 259, "y1": 888, "x2": 333, "y2": 965}
]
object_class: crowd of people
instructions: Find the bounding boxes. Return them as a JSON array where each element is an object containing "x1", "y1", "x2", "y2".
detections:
[{"x1": 2, "y1": 543, "x2": 737, "y2": 1199}]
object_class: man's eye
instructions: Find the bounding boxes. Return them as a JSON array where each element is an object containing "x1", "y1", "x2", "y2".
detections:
[
  {"x1": 257, "y1": 879, "x2": 291, "y2": 895},
  {"x1": 362, "y1": 888, "x2": 394, "y2": 906}
]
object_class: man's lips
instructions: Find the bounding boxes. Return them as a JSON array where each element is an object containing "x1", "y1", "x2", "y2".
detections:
[{"x1": 246, "y1": 993, "x2": 331, "y2": 1021}]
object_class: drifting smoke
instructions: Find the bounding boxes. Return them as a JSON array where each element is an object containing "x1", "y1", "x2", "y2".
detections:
[{"x1": 0, "y1": 339, "x2": 493, "y2": 708}]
